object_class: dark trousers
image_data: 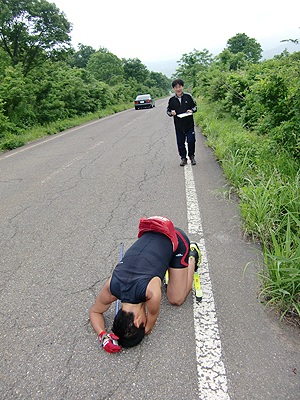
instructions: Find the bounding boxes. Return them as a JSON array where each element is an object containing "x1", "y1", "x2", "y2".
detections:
[{"x1": 175, "y1": 127, "x2": 196, "y2": 159}]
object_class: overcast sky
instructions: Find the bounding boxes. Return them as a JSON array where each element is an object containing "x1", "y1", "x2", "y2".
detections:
[{"x1": 54, "y1": 0, "x2": 300, "y2": 63}]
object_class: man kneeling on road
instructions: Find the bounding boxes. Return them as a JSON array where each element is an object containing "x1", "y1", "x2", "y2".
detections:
[{"x1": 89, "y1": 216, "x2": 201, "y2": 353}]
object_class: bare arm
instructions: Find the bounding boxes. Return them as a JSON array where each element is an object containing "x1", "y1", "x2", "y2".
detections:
[
  {"x1": 89, "y1": 278, "x2": 117, "y2": 335},
  {"x1": 145, "y1": 278, "x2": 162, "y2": 334}
]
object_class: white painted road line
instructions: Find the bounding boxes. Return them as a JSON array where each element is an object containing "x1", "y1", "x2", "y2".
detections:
[
  {"x1": 1, "y1": 110, "x2": 130, "y2": 160},
  {"x1": 184, "y1": 163, "x2": 230, "y2": 400}
]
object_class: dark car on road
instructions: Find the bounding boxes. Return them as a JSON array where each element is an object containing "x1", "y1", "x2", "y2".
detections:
[{"x1": 135, "y1": 94, "x2": 155, "y2": 110}]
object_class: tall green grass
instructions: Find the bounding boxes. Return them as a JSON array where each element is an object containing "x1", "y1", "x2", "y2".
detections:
[
  {"x1": 195, "y1": 98, "x2": 300, "y2": 323},
  {"x1": 259, "y1": 213, "x2": 300, "y2": 323}
]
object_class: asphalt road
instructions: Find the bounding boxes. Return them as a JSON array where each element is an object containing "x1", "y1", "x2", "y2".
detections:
[{"x1": 0, "y1": 98, "x2": 299, "y2": 399}]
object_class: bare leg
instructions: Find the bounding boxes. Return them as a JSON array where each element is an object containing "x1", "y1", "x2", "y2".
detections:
[{"x1": 167, "y1": 256, "x2": 195, "y2": 305}]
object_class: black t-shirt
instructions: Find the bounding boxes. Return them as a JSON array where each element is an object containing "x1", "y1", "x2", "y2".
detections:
[{"x1": 110, "y1": 229, "x2": 190, "y2": 303}]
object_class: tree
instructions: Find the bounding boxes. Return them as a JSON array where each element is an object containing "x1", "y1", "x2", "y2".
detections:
[
  {"x1": 0, "y1": 47, "x2": 10, "y2": 76},
  {"x1": 174, "y1": 48, "x2": 213, "y2": 87},
  {"x1": 68, "y1": 43, "x2": 96, "y2": 69},
  {"x1": 86, "y1": 48, "x2": 123, "y2": 84},
  {"x1": 281, "y1": 38, "x2": 299, "y2": 44},
  {"x1": 30, "y1": 63, "x2": 112, "y2": 121},
  {"x1": 217, "y1": 48, "x2": 248, "y2": 70},
  {"x1": 123, "y1": 58, "x2": 149, "y2": 83},
  {"x1": 0, "y1": 64, "x2": 37, "y2": 126},
  {"x1": 148, "y1": 71, "x2": 171, "y2": 93},
  {"x1": 0, "y1": 98, "x2": 10, "y2": 137},
  {"x1": 226, "y1": 33, "x2": 262, "y2": 63},
  {"x1": 0, "y1": 0, "x2": 72, "y2": 76}
]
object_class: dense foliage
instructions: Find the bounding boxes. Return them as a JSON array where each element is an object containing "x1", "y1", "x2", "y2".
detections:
[
  {"x1": 194, "y1": 51, "x2": 300, "y2": 162},
  {"x1": 226, "y1": 33, "x2": 262, "y2": 62},
  {"x1": 0, "y1": 1, "x2": 171, "y2": 151},
  {"x1": 173, "y1": 48, "x2": 213, "y2": 88},
  {"x1": 173, "y1": 33, "x2": 300, "y2": 322},
  {"x1": 0, "y1": 0, "x2": 72, "y2": 76}
]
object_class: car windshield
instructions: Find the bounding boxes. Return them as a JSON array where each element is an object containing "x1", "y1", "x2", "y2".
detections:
[{"x1": 136, "y1": 95, "x2": 151, "y2": 100}]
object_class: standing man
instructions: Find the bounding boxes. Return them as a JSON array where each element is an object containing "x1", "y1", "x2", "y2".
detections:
[{"x1": 167, "y1": 79, "x2": 197, "y2": 166}]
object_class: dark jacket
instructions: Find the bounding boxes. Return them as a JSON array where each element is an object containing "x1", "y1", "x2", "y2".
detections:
[{"x1": 167, "y1": 92, "x2": 197, "y2": 132}]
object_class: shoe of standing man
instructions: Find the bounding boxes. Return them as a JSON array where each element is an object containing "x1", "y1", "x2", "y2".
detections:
[{"x1": 180, "y1": 157, "x2": 187, "y2": 166}]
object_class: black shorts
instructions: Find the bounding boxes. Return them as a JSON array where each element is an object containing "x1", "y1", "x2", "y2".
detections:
[{"x1": 170, "y1": 228, "x2": 190, "y2": 269}]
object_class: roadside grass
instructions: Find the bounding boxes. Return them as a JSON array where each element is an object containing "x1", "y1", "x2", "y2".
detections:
[
  {"x1": 194, "y1": 98, "x2": 300, "y2": 323},
  {"x1": 258, "y1": 213, "x2": 300, "y2": 323},
  {"x1": 0, "y1": 103, "x2": 132, "y2": 153}
]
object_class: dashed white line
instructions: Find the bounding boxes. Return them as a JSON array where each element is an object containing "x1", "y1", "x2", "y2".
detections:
[
  {"x1": 184, "y1": 163, "x2": 230, "y2": 400},
  {"x1": 1, "y1": 110, "x2": 131, "y2": 160},
  {"x1": 1, "y1": 123, "x2": 98, "y2": 159}
]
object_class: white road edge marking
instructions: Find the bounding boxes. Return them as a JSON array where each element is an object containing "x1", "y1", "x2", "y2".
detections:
[
  {"x1": 184, "y1": 163, "x2": 230, "y2": 400},
  {"x1": 1, "y1": 109, "x2": 132, "y2": 160},
  {"x1": 1, "y1": 120, "x2": 103, "y2": 160}
]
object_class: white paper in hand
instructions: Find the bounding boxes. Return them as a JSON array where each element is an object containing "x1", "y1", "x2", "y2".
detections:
[{"x1": 177, "y1": 112, "x2": 192, "y2": 118}]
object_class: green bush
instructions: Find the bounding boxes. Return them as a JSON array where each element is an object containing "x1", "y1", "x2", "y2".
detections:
[
  {"x1": 0, "y1": 134, "x2": 27, "y2": 151},
  {"x1": 0, "y1": 66, "x2": 37, "y2": 127},
  {"x1": 195, "y1": 98, "x2": 300, "y2": 320},
  {"x1": 195, "y1": 51, "x2": 300, "y2": 162},
  {"x1": 0, "y1": 99, "x2": 10, "y2": 138}
]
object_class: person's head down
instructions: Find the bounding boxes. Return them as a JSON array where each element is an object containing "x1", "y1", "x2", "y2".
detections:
[{"x1": 112, "y1": 309, "x2": 145, "y2": 348}]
